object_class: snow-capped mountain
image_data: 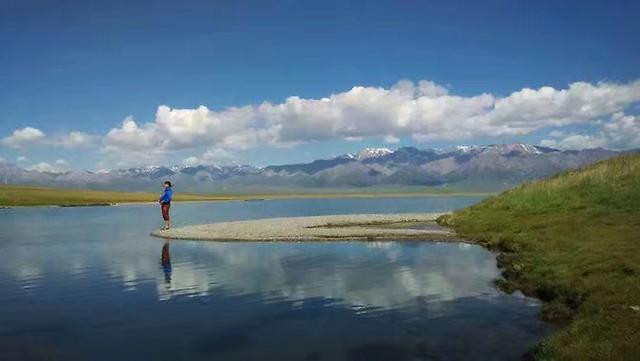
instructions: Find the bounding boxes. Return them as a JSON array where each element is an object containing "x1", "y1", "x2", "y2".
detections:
[
  {"x1": 446, "y1": 143, "x2": 549, "y2": 155},
  {"x1": 354, "y1": 147, "x2": 394, "y2": 160},
  {"x1": 1, "y1": 144, "x2": 635, "y2": 192}
]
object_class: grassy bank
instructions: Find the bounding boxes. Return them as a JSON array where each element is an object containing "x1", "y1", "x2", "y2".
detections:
[
  {"x1": 0, "y1": 184, "x2": 489, "y2": 207},
  {"x1": 438, "y1": 154, "x2": 640, "y2": 360},
  {"x1": 0, "y1": 185, "x2": 234, "y2": 206}
]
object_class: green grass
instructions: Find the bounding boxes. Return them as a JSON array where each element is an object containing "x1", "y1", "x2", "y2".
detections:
[
  {"x1": 0, "y1": 184, "x2": 490, "y2": 207},
  {"x1": 438, "y1": 154, "x2": 640, "y2": 360},
  {"x1": 0, "y1": 185, "x2": 235, "y2": 206}
]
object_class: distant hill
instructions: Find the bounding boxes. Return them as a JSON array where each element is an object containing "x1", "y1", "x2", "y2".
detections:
[{"x1": 1, "y1": 143, "x2": 636, "y2": 192}]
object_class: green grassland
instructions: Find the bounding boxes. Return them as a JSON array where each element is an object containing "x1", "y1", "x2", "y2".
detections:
[
  {"x1": 0, "y1": 185, "x2": 232, "y2": 206},
  {"x1": 0, "y1": 184, "x2": 488, "y2": 207},
  {"x1": 438, "y1": 154, "x2": 640, "y2": 360}
]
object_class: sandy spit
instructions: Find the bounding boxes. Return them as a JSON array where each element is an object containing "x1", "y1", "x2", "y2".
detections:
[{"x1": 151, "y1": 213, "x2": 456, "y2": 241}]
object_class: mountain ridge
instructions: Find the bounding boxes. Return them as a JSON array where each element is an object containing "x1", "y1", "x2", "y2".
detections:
[{"x1": 1, "y1": 143, "x2": 635, "y2": 192}]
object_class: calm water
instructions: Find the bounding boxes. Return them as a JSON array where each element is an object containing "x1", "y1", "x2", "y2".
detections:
[{"x1": 0, "y1": 196, "x2": 551, "y2": 360}]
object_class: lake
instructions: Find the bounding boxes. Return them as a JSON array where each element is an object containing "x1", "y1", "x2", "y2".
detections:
[{"x1": 0, "y1": 196, "x2": 552, "y2": 360}]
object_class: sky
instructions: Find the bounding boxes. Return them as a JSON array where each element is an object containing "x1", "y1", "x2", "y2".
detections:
[{"x1": 1, "y1": 0, "x2": 639, "y2": 171}]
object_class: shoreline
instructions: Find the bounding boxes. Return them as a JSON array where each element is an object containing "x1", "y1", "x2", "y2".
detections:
[
  {"x1": 0, "y1": 191, "x2": 491, "y2": 208},
  {"x1": 151, "y1": 213, "x2": 456, "y2": 241},
  {"x1": 152, "y1": 211, "x2": 570, "y2": 358},
  {"x1": 437, "y1": 155, "x2": 640, "y2": 359}
]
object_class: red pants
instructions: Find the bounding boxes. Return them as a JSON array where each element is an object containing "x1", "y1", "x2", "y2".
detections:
[{"x1": 161, "y1": 203, "x2": 170, "y2": 221}]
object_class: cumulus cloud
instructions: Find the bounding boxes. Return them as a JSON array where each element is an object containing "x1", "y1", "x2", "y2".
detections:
[
  {"x1": 0, "y1": 127, "x2": 95, "y2": 149},
  {"x1": 384, "y1": 135, "x2": 400, "y2": 144},
  {"x1": 52, "y1": 131, "x2": 96, "y2": 148},
  {"x1": 548, "y1": 130, "x2": 566, "y2": 138},
  {"x1": 182, "y1": 147, "x2": 238, "y2": 166},
  {"x1": 5, "y1": 79, "x2": 640, "y2": 167},
  {"x1": 540, "y1": 112, "x2": 640, "y2": 150},
  {"x1": 27, "y1": 159, "x2": 69, "y2": 173},
  {"x1": 102, "y1": 79, "x2": 640, "y2": 160},
  {"x1": 1, "y1": 127, "x2": 45, "y2": 148},
  {"x1": 540, "y1": 134, "x2": 606, "y2": 150},
  {"x1": 103, "y1": 106, "x2": 259, "y2": 153},
  {"x1": 600, "y1": 112, "x2": 640, "y2": 149},
  {"x1": 181, "y1": 156, "x2": 200, "y2": 167}
]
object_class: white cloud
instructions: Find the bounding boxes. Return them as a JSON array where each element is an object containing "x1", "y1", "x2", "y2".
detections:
[
  {"x1": 384, "y1": 135, "x2": 400, "y2": 144},
  {"x1": 540, "y1": 112, "x2": 640, "y2": 150},
  {"x1": 1, "y1": 127, "x2": 46, "y2": 148},
  {"x1": 600, "y1": 112, "x2": 640, "y2": 149},
  {"x1": 182, "y1": 147, "x2": 238, "y2": 166},
  {"x1": 101, "y1": 79, "x2": 640, "y2": 162},
  {"x1": 103, "y1": 106, "x2": 258, "y2": 153},
  {"x1": 540, "y1": 134, "x2": 606, "y2": 150},
  {"x1": 27, "y1": 159, "x2": 69, "y2": 173},
  {"x1": 52, "y1": 131, "x2": 95, "y2": 148},
  {"x1": 548, "y1": 130, "x2": 566, "y2": 138},
  {"x1": 181, "y1": 156, "x2": 200, "y2": 167},
  {"x1": 17, "y1": 156, "x2": 28, "y2": 162},
  {"x1": 6, "y1": 79, "x2": 639, "y2": 167},
  {"x1": 485, "y1": 81, "x2": 640, "y2": 130},
  {"x1": 1, "y1": 127, "x2": 95, "y2": 149},
  {"x1": 103, "y1": 116, "x2": 164, "y2": 152}
]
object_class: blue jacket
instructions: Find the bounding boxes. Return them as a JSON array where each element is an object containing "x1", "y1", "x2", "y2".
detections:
[{"x1": 159, "y1": 187, "x2": 173, "y2": 204}]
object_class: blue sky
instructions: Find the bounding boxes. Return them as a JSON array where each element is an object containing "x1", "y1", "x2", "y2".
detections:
[{"x1": 1, "y1": 0, "x2": 639, "y2": 170}]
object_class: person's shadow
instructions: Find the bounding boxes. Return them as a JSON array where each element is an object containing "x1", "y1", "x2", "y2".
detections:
[{"x1": 161, "y1": 239, "x2": 172, "y2": 284}]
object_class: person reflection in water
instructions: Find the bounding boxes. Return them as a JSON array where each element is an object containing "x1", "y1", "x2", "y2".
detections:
[{"x1": 161, "y1": 239, "x2": 172, "y2": 284}]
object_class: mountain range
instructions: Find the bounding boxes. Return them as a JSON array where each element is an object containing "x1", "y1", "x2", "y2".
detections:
[{"x1": 1, "y1": 144, "x2": 635, "y2": 192}]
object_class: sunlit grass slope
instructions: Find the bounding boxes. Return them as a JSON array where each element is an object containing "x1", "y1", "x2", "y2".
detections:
[{"x1": 439, "y1": 154, "x2": 640, "y2": 360}]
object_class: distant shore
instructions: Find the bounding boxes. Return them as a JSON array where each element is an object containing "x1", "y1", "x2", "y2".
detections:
[
  {"x1": 151, "y1": 213, "x2": 454, "y2": 241},
  {"x1": 0, "y1": 184, "x2": 491, "y2": 207}
]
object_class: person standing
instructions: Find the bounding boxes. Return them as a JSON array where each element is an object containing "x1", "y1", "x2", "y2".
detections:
[{"x1": 159, "y1": 181, "x2": 173, "y2": 230}]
